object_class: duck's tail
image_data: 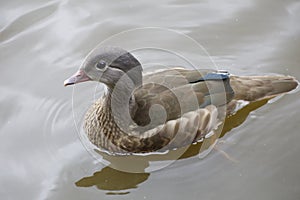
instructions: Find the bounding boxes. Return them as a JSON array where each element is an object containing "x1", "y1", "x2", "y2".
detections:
[{"x1": 230, "y1": 75, "x2": 298, "y2": 101}]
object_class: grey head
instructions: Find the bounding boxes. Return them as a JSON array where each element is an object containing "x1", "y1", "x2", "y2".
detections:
[{"x1": 64, "y1": 46, "x2": 143, "y2": 89}]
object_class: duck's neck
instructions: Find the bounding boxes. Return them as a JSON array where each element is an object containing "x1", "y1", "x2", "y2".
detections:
[{"x1": 104, "y1": 78, "x2": 138, "y2": 123}]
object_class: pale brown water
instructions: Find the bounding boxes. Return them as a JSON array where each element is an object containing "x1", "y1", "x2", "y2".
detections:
[{"x1": 1, "y1": 0, "x2": 300, "y2": 199}]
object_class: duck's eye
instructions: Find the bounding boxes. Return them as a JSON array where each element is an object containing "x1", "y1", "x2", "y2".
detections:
[{"x1": 95, "y1": 60, "x2": 107, "y2": 70}]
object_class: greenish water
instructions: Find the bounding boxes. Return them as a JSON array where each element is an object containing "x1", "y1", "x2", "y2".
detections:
[{"x1": 1, "y1": 0, "x2": 300, "y2": 199}]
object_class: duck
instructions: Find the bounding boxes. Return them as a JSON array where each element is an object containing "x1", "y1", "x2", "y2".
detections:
[{"x1": 64, "y1": 46, "x2": 298, "y2": 154}]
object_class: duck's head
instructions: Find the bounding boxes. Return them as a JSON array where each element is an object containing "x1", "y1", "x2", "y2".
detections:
[{"x1": 64, "y1": 46, "x2": 143, "y2": 89}]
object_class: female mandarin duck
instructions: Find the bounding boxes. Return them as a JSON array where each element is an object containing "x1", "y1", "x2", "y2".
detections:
[{"x1": 64, "y1": 46, "x2": 298, "y2": 154}]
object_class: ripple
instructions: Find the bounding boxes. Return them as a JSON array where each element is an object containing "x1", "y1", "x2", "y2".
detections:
[{"x1": 0, "y1": 2, "x2": 59, "y2": 43}]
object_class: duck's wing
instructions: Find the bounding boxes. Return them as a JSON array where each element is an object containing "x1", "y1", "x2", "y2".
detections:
[
  {"x1": 143, "y1": 68, "x2": 216, "y2": 87},
  {"x1": 132, "y1": 68, "x2": 234, "y2": 127}
]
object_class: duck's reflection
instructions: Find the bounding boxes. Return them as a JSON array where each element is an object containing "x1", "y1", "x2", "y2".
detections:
[
  {"x1": 76, "y1": 99, "x2": 269, "y2": 192},
  {"x1": 75, "y1": 166, "x2": 149, "y2": 194}
]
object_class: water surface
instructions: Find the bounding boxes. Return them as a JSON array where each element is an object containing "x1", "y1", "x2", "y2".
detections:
[{"x1": 1, "y1": 0, "x2": 300, "y2": 199}]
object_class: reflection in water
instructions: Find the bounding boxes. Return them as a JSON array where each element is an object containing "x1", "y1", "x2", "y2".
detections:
[
  {"x1": 75, "y1": 98, "x2": 269, "y2": 193},
  {"x1": 75, "y1": 167, "x2": 149, "y2": 195}
]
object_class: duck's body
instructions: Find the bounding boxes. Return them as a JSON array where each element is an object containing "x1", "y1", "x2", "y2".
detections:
[
  {"x1": 84, "y1": 69, "x2": 233, "y2": 153},
  {"x1": 64, "y1": 46, "x2": 298, "y2": 154}
]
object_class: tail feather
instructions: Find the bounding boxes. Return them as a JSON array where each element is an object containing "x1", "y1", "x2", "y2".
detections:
[{"x1": 230, "y1": 75, "x2": 298, "y2": 101}]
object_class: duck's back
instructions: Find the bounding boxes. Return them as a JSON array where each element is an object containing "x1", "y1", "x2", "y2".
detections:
[{"x1": 132, "y1": 69, "x2": 234, "y2": 128}]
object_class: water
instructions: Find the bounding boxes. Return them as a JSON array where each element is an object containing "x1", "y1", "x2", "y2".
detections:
[{"x1": 1, "y1": 0, "x2": 300, "y2": 199}]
